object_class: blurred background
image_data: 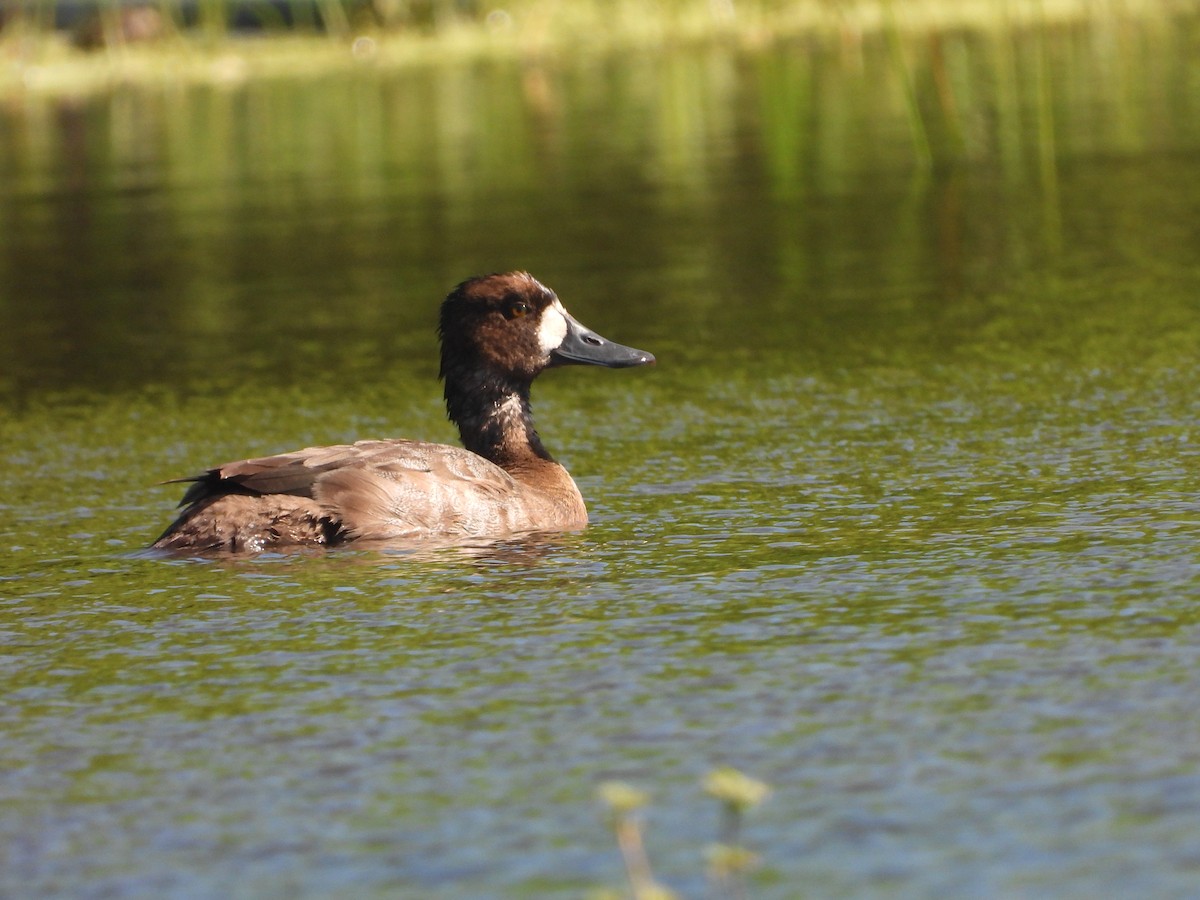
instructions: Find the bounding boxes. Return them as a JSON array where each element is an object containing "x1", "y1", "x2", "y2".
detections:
[
  {"x1": 4, "y1": 3, "x2": 1200, "y2": 898},
  {"x1": 3, "y1": 0, "x2": 1198, "y2": 398}
]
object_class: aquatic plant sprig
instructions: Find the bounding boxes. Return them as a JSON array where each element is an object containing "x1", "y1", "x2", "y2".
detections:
[
  {"x1": 596, "y1": 781, "x2": 678, "y2": 900},
  {"x1": 702, "y1": 767, "x2": 771, "y2": 898},
  {"x1": 595, "y1": 768, "x2": 771, "y2": 899}
]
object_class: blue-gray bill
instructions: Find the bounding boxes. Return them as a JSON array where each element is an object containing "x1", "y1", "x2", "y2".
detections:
[{"x1": 550, "y1": 312, "x2": 656, "y2": 368}]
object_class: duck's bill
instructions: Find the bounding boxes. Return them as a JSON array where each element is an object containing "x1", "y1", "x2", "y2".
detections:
[{"x1": 551, "y1": 313, "x2": 656, "y2": 368}]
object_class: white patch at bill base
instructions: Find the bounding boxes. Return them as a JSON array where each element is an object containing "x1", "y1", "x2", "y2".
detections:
[{"x1": 537, "y1": 299, "x2": 569, "y2": 353}]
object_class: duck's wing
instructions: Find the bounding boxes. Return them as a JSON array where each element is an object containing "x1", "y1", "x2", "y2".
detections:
[
  {"x1": 313, "y1": 442, "x2": 520, "y2": 541},
  {"x1": 166, "y1": 439, "x2": 520, "y2": 541},
  {"x1": 168, "y1": 441, "x2": 375, "y2": 506}
]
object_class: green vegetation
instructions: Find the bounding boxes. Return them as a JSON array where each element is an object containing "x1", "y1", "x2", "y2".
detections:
[
  {"x1": 3, "y1": 3, "x2": 1198, "y2": 391},
  {"x1": 1, "y1": 2, "x2": 1196, "y2": 200},
  {"x1": 2, "y1": 0, "x2": 1197, "y2": 98}
]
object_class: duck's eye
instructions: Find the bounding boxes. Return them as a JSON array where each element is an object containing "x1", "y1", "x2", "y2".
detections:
[{"x1": 505, "y1": 301, "x2": 531, "y2": 320}]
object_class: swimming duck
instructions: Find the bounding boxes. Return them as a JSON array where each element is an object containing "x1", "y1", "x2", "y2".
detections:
[{"x1": 152, "y1": 272, "x2": 655, "y2": 554}]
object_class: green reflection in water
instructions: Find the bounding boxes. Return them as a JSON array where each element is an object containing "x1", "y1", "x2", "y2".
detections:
[
  {"x1": 2, "y1": 19, "x2": 1200, "y2": 396},
  {"x1": 2, "y1": 16, "x2": 1200, "y2": 900}
]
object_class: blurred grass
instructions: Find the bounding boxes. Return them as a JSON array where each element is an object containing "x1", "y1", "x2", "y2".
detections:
[
  {"x1": 2, "y1": 4, "x2": 1200, "y2": 407},
  {"x1": 1, "y1": 5, "x2": 1197, "y2": 205},
  {"x1": 1, "y1": 0, "x2": 1197, "y2": 98}
]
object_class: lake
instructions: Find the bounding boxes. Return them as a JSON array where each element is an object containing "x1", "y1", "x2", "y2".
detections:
[{"x1": 3, "y1": 16, "x2": 1200, "y2": 898}]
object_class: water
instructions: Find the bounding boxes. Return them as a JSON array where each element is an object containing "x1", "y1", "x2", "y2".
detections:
[{"x1": 3, "y1": 23, "x2": 1200, "y2": 898}]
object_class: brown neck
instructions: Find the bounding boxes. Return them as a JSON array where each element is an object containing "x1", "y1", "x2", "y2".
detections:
[{"x1": 443, "y1": 367, "x2": 554, "y2": 468}]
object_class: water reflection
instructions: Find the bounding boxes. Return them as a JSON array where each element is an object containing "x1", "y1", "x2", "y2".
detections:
[
  {"x1": 141, "y1": 529, "x2": 583, "y2": 565},
  {"x1": 3, "y1": 17, "x2": 1200, "y2": 900},
  {"x1": 4, "y1": 19, "x2": 1200, "y2": 398}
]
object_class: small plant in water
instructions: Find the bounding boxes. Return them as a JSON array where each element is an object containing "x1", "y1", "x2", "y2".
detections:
[
  {"x1": 702, "y1": 767, "x2": 771, "y2": 899},
  {"x1": 595, "y1": 768, "x2": 770, "y2": 899},
  {"x1": 595, "y1": 781, "x2": 677, "y2": 900}
]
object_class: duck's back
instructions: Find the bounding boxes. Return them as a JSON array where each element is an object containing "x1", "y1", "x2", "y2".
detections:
[{"x1": 152, "y1": 439, "x2": 587, "y2": 554}]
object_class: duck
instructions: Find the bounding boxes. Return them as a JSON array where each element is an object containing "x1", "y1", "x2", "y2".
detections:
[{"x1": 151, "y1": 272, "x2": 655, "y2": 554}]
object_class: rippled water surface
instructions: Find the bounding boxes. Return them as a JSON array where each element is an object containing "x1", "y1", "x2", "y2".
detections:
[{"x1": 3, "y1": 26, "x2": 1200, "y2": 898}]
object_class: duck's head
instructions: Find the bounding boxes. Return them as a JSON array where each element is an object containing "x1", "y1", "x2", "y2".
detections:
[{"x1": 438, "y1": 271, "x2": 655, "y2": 384}]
